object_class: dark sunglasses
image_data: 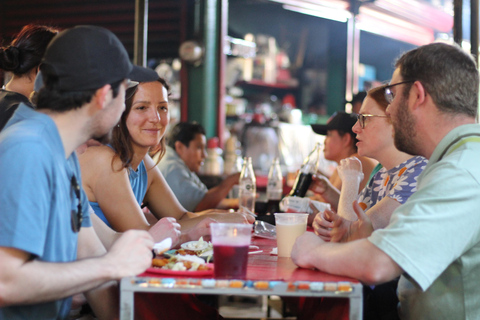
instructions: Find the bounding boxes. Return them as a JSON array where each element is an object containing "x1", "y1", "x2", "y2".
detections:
[{"x1": 71, "y1": 175, "x2": 83, "y2": 233}]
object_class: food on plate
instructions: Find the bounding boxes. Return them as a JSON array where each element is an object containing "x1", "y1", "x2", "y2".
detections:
[
  {"x1": 181, "y1": 237, "x2": 213, "y2": 252},
  {"x1": 178, "y1": 237, "x2": 214, "y2": 261},
  {"x1": 152, "y1": 253, "x2": 211, "y2": 272}
]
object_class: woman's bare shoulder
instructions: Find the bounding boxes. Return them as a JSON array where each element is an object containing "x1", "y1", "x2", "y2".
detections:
[{"x1": 79, "y1": 145, "x2": 116, "y2": 166}]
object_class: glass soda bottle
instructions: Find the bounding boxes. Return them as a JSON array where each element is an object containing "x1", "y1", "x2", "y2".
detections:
[
  {"x1": 238, "y1": 157, "x2": 256, "y2": 215},
  {"x1": 289, "y1": 143, "x2": 321, "y2": 197},
  {"x1": 266, "y1": 157, "x2": 283, "y2": 214}
]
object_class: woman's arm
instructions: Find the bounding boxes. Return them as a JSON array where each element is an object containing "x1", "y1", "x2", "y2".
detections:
[
  {"x1": 358, "y1": 156, "x2": 378, "y2": 191},
  {"x1": 143, "y1": 155, "x2": 252, "y2": 229},
  {"x1": 79, "y1": 146, "x2": 152, "y2": 232},
  {"x1": 364, "y1": 196, "x2": 401, "y2": 230}
]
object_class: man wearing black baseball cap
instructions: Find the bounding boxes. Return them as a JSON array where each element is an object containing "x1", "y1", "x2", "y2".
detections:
[
  {"x1": 0, "y1": 26, "x2": 158, "y2": 319},
  {"x1": 310, "y1": 111, "x2": 377, "y2": 192}
]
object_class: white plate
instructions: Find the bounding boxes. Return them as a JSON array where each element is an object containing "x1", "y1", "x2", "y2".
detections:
[
  {"x1": 181, "y1": 240, "x2": 209, "y2": 252},
  {"x1": 153, "y1": 237, "x2": 172, "y2": 255}
]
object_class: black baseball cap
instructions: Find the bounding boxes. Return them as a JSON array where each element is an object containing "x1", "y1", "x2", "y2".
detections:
[
  {"x1": 346, "y1": 91, "x2": 367, "y2": 104},
  {"x1": 41, "y1": 25, "x2": 158, "y2": 92},
  {"x1": 311, "y1": 111, "x2": 357, "y2": 135}
]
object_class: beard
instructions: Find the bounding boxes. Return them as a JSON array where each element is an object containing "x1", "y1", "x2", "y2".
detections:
[
  {"x1": 392, "y1": 96, "x2": 419, "y2": 156},
  {"x1": 92, "y1": 128, "x2": 113, "y2": 145}
]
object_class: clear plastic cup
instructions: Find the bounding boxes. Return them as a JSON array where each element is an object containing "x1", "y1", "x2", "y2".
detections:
[
  {"x1": 210, "y1": 223, "x2": 252, "y2": 279},
  {"x1": 274, "y1": 213, "x2": 308, "y2": 258}
]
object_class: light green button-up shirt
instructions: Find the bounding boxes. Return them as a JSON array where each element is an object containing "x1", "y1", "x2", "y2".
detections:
[{"x1": 369, "y1": 124, "x2": 480, "y2": 320}]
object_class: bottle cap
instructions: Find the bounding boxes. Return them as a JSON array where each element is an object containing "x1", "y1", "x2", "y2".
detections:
[{"x1": 207, "y1": 137, "x2": 219, "y2": 149}]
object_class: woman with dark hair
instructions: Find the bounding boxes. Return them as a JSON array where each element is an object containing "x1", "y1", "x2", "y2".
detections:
[
  {"x1": 0, "y1": 24, "x2": 59, "y2": 130},
  {"x1": 79, "y1": 77, "x2": 248, "y2": 319},
  {"x1": 79, "y1": 78, "x2": 252, "y2": 241}
]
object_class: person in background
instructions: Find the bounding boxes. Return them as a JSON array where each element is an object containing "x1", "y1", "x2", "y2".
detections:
[
  {"x1": 292, "y1": 42, "x2": 480, "y2": 320},
  {"x1": 311, "y1": 111, "x2": 377, "y2": 195},
  {"x1": 0, "y1": 24, "x2": 59, "y2": 131},
  {"x1": 158, "y1": 121, "x2": 240, "y2": 211},
  {"x1": 79, "y1": 79, "x2": 253, "y2": 240},
  {"x1": 348, "y1": 91, "x2": 367, "y2": 114},
  {"x1": 0, "y1": 25, "x2": 159, "y2": 320}
]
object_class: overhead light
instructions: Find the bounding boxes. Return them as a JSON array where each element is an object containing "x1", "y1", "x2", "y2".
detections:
[
  {"x1": 282, "y1": 4, "x2": 352, "y2": 23},
  {"x1": 357, "y1": 6, "x2": 434, "y2": 45}
]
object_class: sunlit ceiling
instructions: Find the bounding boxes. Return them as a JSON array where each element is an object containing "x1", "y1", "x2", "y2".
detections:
[{"x1": 269, "y1": 0, "x2": 453, "y2": 45}]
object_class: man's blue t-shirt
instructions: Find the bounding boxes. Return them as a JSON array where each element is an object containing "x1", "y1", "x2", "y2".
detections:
[{"x1": 0, "y1": 104, "x2": 91, "y2": 320}]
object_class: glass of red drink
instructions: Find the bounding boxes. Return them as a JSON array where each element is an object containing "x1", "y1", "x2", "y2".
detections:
[{"x1": 210, "y1": 223, "x2": 252, "y2": 279}]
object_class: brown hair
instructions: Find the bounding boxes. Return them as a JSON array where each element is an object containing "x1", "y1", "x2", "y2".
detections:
[
  {"x1": 367, "y1": 85, "x2": 389, "y2": 111},
  {"x1": 395, "y1": 42, "x2": 478, "y2": 118},
  {"x1": 0, "y1": 24, "x2": 59, "y2": 75},
  {"x1": 111, "y1": 77, "x2": 170, "y2": 170}
]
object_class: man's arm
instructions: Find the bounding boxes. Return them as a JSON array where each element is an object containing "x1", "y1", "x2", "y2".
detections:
[
  {"x1": 77, "y1": 225, "x2": 118, "y2": 320},
  {"x1": 194, "y1": 172, "x2": 240, "y2": 211},
  {"x1": 291, "y1": 232, "x2": 403, "y2": 285},
  {"x1": 0, "y1": 229, "x2": 153, "y2": 310}
]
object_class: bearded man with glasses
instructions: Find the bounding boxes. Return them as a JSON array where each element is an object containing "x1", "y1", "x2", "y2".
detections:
[{"x1": 292, "y1": 42, "x2": 480, "y2": 320}]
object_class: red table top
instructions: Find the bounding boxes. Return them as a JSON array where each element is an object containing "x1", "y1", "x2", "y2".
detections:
[
  {"x1": 143, "y1": 234, "x2": 358, "y2": 285},
  {"x1": 246, "y1": 237, "x2": 358, "y2": 283}
]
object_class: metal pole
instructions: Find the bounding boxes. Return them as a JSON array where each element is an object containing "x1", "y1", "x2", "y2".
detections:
[
  {"x1": 453, "y1": 0, "x2": 463, "y2": 45},
  {"x1": 345, "y1": 1, "x2": 360, "y2": 110},
  {"x1": 134, "y1": 0, "x2": 148, "y2": 67},
  {"x1": 471, "y1": 0, "x2": 479, "y2": 64}
]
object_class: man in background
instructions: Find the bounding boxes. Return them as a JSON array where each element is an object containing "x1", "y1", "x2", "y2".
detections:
[{"x1": 158, "y1": 121, "x2": 240, "y2": 211}]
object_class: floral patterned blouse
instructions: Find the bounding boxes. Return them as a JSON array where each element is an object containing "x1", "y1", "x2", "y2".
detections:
[{"x1": 357, "y1": 156, "x2": 428, "y2": 211}]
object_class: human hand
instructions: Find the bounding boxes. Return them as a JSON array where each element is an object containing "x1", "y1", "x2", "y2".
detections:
[
  {"x1": 291, "y1": 232, "x2": 325, "y2": 269},
  {"x1": 185, "y1": 217, "x2": 217, "y2": 242},
  {"x1": 227, "y1": 172, "x2": 241, "y2": 185},
  {"x1": 312, "y1": 209, "x2": 334, "y2": 241},
  {"x1": 332, "y1": 201, "x2": 373, "y2": 242},
  {"x1": 105, "y1": 229, "x2": 154, "y2": 279},
  {"x1": 337, "y1": 157, "x2": 363, "y2": 183},
  {"x1": 148, "y1": 217, "x2": 181, "y2": 248},
  {"x1": 309, "y1": 174, "x2": 330, "y2": 195},
  {"x1": 226, "y1": 211, "x2": 255, "y2": 224}
]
